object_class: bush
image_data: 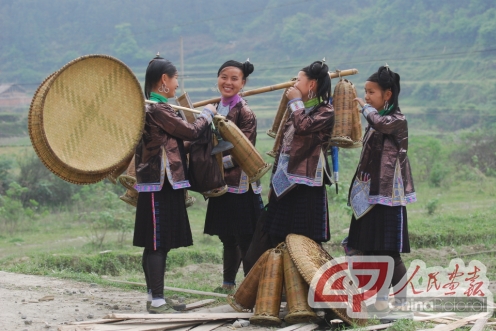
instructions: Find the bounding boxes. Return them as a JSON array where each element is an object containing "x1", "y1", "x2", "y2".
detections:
[
  {"x1": 425, "y1": 198, "x2": 439, "y2": 215},
  {"x1": 16, "y1": 151, "x2": 79, "y2": 207},
  {"x1": 429, "y1": 162, "x2": 449, "y2": 187},
  {"x1": 452, "y1": 129, "x2": 496, "y2": 176}
]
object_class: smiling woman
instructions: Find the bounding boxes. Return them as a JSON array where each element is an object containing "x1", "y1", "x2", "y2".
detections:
[{"x1": 203, "y1": 59, "x2": 264, "y2": 292}]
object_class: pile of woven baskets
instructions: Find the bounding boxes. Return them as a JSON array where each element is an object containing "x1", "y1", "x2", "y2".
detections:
[{"x1": 227, "y1": 234, "x2": 367, "y2": 327}]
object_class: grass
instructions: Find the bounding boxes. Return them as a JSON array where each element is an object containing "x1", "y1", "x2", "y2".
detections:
[{"x1": 0, "y1": 119, "x2": 495, "y2": 331}]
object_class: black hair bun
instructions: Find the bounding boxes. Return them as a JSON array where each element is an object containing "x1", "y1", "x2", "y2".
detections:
[
  {"x1": 309, "y1": 61, "x2": 329, "y2": 80},
  {"x1": 242, "y1": 60, "x2": 254, "y2": 78},
  {"x1": 319, "y1": 63, "x2": 329, "y2": 79}
]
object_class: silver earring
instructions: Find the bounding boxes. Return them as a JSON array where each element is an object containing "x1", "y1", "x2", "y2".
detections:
[
  {"x1": 384, "y1": 100, "x2": 389, "y2": 110},
  {"x1": 308, "y1": 90, "x2": 316, "y2": 99},
  {"x1": 158, "y1": 84, "x2": 169, "y2": 93}
]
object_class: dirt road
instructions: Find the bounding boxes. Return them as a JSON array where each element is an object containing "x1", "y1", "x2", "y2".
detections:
[{"x1": 0, "y1": 271, "x2": 150, "y2": 331}]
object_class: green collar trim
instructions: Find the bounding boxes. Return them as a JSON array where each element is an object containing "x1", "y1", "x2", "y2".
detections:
[
  {"x1": 304, "y1": 97, "x2": 321, "y2": 108},
  {"x1": 379, "y1": 104, "x2": 394, "y2": 116},
  {"x1": 150, "y1": 92, "x2": 168, "y2": 103}
]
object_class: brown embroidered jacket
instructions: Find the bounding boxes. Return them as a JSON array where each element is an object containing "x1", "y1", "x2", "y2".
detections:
[{"x1": 135, "y1": 103, "x2": 210, "y2": 189}]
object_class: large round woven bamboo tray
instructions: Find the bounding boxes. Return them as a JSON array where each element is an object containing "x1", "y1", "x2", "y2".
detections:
[
  {"x1": 29, "y1": 72, "x2": 109, "y2": 184},
  {"x1": 31, "y1": 54, "x2": 145, "y2": 183},
  {"x1": 285, "y1": 234, "x2": 367, "y2": 326}
]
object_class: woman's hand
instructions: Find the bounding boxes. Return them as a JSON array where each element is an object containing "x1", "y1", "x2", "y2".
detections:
[
  {"x1": 286, "y1": 86, "x2": 302, "y2": 100},
  {"x1": 204, "y1": 104, "x2": 217, "y2": 115},
  {"x1": 354, "y1": 98, "x2": 366, "y2": 108}
]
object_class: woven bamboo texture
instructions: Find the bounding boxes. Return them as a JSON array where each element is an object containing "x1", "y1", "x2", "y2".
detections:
[
  {"x1": 108, "y1": 153, "x2": 134, "y2": 184},
  {"x1": 266, "y1": 105, "x2": 290, "y2": 158},
  {"x1": 250, "y1": 248, "x2": 283, "y2": 327},
  {"x1": 118, "y1": 156, "x2": 137, "y2": 207},
  {"x1": 282, "y1": 244, "x2": 317, "y2": 324},
  {"x1": 330, "y1": 79, "x2": 362, "y2": 148},
  {"x1": 266, "y1": 88, "x2": 291, "y2": 138},
  {"x1": 285, "y1": 234, "x2": 367, "y2": 326},
  {"x1": 216, "y1": 118, "x2": 272, "y2": 182},
  {"x1": 29, "y1": 72, "x2": 109, "y2": 184},
  {"x1": 29, "y1": 55, "x2": 145, "y2": 184},
  {"x1": 228, "y1": 249, "x2": 270, "y2": 312}
]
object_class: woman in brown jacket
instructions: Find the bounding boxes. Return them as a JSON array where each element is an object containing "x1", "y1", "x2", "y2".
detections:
[
  {"x1": 264, "y1": 60, "x2": 334, "y2": 246},
  {"x1": 203, "y1": 60, "x2": 264, "y2": 292},
  {"x1": 133, "y1": 55, "x2": 217, "y2": 313},
  {"x1": 346, "y1": 65, "x2": 416, "y2": 315}
]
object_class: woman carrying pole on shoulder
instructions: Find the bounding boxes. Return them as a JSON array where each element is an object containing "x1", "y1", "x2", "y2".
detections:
[
  {"x1": 263, "y1": 60, "x2": 335, "y2": 246},
  {"x1": 133, "y1": 54, "x2": 217, "y2": 313}
]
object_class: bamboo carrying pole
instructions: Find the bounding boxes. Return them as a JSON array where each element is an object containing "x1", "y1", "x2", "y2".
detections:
[
  {"x1": 192, "y1": 68, "x2": 359, "y2": 107},
  {"x1": 145, "y1": 100, "x2": 225, "y2": 120}
]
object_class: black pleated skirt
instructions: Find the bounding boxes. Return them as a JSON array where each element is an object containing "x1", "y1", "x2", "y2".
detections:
[
  {"x1": 264, "y1": 184, "x2": 330, "y2": 242},
  {"x1": 133, "y1": 180, "x2": 193, "y2": 251},
  {"x1": 347, "y1": 204, "x2": 410, "y2": 253},
  {"x1": 204, "y1": 189, "x2": 263, "y2": 236}
]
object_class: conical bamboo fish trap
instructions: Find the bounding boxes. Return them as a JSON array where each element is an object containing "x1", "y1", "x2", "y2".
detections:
[
  {"x1": 266, "y1": 87, "x2": 291, "y2": 138},
  {"x1": 330, "y1": 79, "x2": 362, "y2": 148},
  {"x1": 250, "y1": 248, "x2": 284, "y2": 327},
  {"x1": 285, "y1": 234, "x2": 367, "y2": 326},
  {"x1": 227, "y1": 249, "x2": 271, "y2": 312},
  {"x1": 216, "y1": 118, "x2": 272, "y2": 183},
  {"x1": 282, "y1": 243, "x2": 318, "y2": 324}
]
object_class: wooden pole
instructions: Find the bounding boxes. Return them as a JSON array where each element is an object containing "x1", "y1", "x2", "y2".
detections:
[
  {"x1": 107, "y1": 279, "x2": 228, "y2": 298},
  {"x1": 192, "y1": 68, "x2": 359, "y2": 107},
  {"x1": 145, "y1": 100, "x2": 225, "y2": 120}
]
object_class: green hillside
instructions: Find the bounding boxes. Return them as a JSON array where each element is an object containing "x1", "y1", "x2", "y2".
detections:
[{"x1": 1, "y1": 0, "x2": 495, "y2": 119}]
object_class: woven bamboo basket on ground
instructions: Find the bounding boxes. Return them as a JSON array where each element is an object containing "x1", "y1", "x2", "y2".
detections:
[
  {"x1": 330, "y1": 79, "x2": 362, "y2": 148},
  {"x1": 266, "y1": 87, "x2": 291, "y2": 138},
  {"x1": 249, "y1": 248, "x2": 284, "y2": 327},
  {"x1": 28, "y1": 54, "x2": 145, "y2": 184},
  {"x1": 216, "y1": 118, "x2": 271, "y2": 183},
  {"x1": 285, "y1": 234, "x2": 367, "y2": 326},
  {"x1": 282, "y1": 243, "x2": 318, "y2": 324},
  {"x1": 227, "y1": 249, "x2": 270, "y2": 312}
]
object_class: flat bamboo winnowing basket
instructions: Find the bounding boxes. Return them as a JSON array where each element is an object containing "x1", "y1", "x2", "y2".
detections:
[
  {"x1": 330, "y1": 79, "x2": 362, "y2": 148},
  {"x1": 28, "y1": 54, "x2": 145, "y2": 184}
]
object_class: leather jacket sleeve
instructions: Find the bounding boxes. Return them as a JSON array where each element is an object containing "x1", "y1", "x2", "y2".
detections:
[
  {"x1": 291, "y1": 105, "x2": 334, "y2": 136},
  {"x1": 149, "y1": 103, "x2": 209, "y2": 141},
  {"x1": 365, "y1": 111, "x2": 406, "y2": 135}
]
